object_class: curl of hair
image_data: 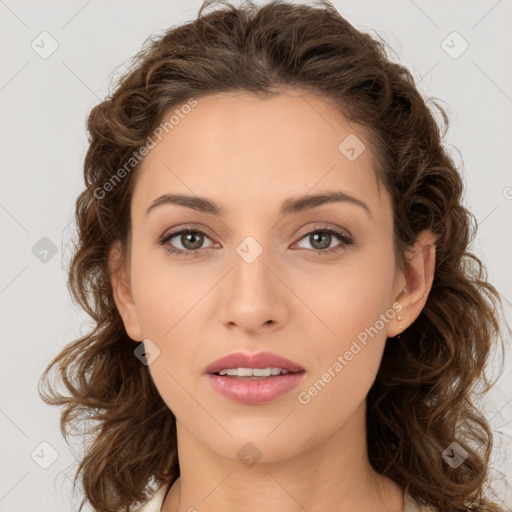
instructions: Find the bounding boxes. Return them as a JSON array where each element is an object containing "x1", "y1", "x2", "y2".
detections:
[{"x1": 39, "y1": 1, "x2": 507, "y2": 511}]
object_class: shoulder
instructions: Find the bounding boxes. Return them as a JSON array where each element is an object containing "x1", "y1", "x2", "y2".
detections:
[
  {"x1": 404, "y1": 490, "x2": 439, "y2": 512},
  {"x1": 133, "y1": 481, "x2": 170, "y2": 512},
  {"x1": 135, "y1": 484, "x2": 437, "y2": 512}
]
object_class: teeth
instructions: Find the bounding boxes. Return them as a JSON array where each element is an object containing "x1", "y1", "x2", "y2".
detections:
[{"x1": 218, "y1": 367, "x2": 290, "y2": 377}]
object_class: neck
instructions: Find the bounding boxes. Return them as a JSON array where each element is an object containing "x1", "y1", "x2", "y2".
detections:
[{"x1": 162, "y1": 402, "x2": 404, "y2": 512}]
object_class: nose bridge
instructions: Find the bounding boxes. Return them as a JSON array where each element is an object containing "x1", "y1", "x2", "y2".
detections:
[
  {"x1": 233, "y1": 236, "x2": 271, "y2": 293},
  {"x1": 230, "y1": 234, "x2": 276, "y2": 305},
  {"x1": 217, "y1": 232, "x2": 288, "y2": 332}
]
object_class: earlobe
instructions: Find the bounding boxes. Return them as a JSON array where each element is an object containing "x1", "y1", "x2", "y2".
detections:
[
  {"x1": 109, "y1": 241, "x2": 144, "y2": 342},
  {"x1": 389, "y1": 230, "x2": 436, "y2": 338}
]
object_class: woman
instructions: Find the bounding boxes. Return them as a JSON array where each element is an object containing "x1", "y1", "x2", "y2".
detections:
[{"x1": 38, "y1": 1, "x2": 507, "y2": 511}]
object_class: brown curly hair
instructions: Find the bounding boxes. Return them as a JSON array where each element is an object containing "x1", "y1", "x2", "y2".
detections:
[{"x1": 38, "y1": 1, "x2": 508, "y2": 511}]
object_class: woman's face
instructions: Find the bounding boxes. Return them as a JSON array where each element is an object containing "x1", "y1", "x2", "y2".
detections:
[{"x1": 114, "y1": 89, "x2": 407, "y2": 462}]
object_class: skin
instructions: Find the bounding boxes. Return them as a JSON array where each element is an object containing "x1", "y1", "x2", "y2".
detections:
[{"x1": 110, "y1": 88, "x2": 436, "y2": 512}]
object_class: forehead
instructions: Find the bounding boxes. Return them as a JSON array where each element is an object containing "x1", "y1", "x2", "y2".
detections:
[{"x1": 132, "y1": 89, "x2": 387, "y2": 218}]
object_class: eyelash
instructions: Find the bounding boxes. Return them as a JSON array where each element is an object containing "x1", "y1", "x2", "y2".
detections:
[{"x1": 158, "y1": 225, "x2": 353, "y2": 258}]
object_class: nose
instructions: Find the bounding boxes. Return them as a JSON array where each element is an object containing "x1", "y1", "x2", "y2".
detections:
[{"x1": 217, "y1": 245, "x2": 290, "y2": 335}]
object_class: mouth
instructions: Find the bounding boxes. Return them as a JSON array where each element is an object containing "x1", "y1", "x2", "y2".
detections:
[
  {"x1": 204, "y1": 351, "x2": 306, "y2": 404},
  {"x1": 207, "y1": 370, "x2": 306, "y2": 404},
  {"x1": 210, "y1": 367, "x2": 305, "y2": 380},
  {"x1": 204, "y1": 350, "x2": 305, "y2": 375}
]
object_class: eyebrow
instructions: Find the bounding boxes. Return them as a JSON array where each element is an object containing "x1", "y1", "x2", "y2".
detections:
[{"x1": 146, "y1": 190, "x2": 371, "y2": 218}]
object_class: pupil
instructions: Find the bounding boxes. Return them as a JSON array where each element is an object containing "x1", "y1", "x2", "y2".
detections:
[
  {"x1": 183, "y1": 232, "x2": 203, "y2": 250},
  {"x1": 311, "y1": 232, "x2": 330, "y2": 250}
]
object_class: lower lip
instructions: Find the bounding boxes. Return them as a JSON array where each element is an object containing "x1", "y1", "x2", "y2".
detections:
[{"x1": 207, "y1": 372, "x2": 305, "y2": 405}]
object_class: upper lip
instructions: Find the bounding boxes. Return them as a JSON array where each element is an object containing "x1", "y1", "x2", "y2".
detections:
[{"x1": 204, "y1": 351, "x2": 305, "y2": 374}]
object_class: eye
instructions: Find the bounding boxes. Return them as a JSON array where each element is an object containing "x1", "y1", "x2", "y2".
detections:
[
  {"x1": 158, "y1": 225, "x2": 353, "y2": 258},
  {"x1": 292, "y1": 227, "x2": 353, "y2": 255},
  {"x1": 158, "y1": 228, "x2": 216, "y2": 257}
]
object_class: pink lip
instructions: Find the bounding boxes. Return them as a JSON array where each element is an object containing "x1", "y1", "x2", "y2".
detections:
[
  {"x1": 204, "y1": 351, "x2": 306, "y2": 405},
  {"x1": 207, "y1": 372, "x2": 305, "y2": 405},
  {"x1": 204, "y1": 351, "x2": 305, "y2": 375}
]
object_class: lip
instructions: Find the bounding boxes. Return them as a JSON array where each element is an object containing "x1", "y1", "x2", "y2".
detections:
[
  {"x1": 204, "y1": 351, "x2": 305, "y2": 375},
  {"x1": 207, "y1": 372, "x2": 305, "y2": 405},
  {"x1": 204, "y1": 351, "x2": 306, "y2": 405}
]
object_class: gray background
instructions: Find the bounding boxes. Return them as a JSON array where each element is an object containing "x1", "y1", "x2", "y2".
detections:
[{"x1": 1, "y1": 0, "x2": 511, "y2": 510}]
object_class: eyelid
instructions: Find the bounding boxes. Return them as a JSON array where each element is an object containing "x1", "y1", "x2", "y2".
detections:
[
  {"x1": 293, "y1": 222, "x2": 353, "y2": 242},
  {"x1": 160, "y1": 223, "x2": 217, "y2": 241},
  {"x1": 158, "y1": 224, "x2": 218, "y2": 248}
]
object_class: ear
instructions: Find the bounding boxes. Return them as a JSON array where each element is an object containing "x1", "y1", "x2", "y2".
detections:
[
  {"x1": 387, "y1": 229, "x2": 436, "y2": 338},
  {"x1": 109, "y1": 241, "x2": 143, "y2": 342}
]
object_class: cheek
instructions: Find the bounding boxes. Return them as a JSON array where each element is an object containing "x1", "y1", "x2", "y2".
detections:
[
  {"x1": 294, "y1": 241, "x2": 395, "y2": 410},
  {"x1": 129, "y1": 243, "x2": 215, "y2": 339},
  {"x1": 293, "y1": 291, "x2": 390, "y2": 444},
  {"x1": 129, "y1": 248, "x2": 214, "y2": 411},
  {"x1": 295, "y1": 241, "x2": 396, "y2": 350}
]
